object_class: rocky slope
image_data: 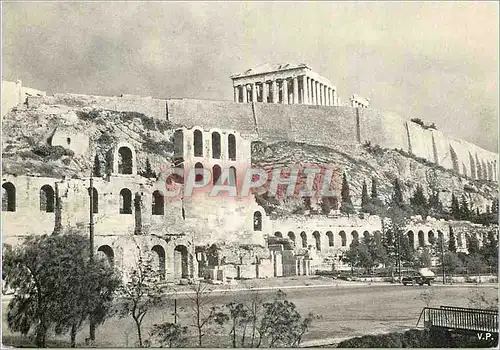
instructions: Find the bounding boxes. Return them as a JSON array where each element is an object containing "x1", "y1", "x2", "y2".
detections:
[{"x1": 2, "y1": 96, "x2": 497, "y2": 217}]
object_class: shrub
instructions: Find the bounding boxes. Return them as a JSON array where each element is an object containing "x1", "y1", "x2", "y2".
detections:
[{"x1": 32, "y1": 145, "x2": 74, "y2": 160}]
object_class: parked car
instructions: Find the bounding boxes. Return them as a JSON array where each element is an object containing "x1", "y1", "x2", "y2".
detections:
[{"x1": 401, "y1": 268, "x2": 435, "y2": 286}]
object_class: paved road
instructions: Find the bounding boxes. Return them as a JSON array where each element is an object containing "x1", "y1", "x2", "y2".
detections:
[{"x1": 2, "y1": 283, "x2": 497, "y2": 347}]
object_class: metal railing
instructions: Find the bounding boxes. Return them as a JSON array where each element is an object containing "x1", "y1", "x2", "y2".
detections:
[{"x1": 417, "y1": 306, "x2": 498, "y2": 333}]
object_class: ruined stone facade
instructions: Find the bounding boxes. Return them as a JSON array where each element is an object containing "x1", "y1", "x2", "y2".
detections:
[{"x1": 2, "y1": 66, "x2": 498, "y2": 282}]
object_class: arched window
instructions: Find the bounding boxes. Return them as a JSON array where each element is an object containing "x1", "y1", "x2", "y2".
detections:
[
  {"x1": 2, "y1": 182, "x2": 16, "y2": 212},
  {"x1": 229, "y1": 166, "x2": 237, "y2": 187},
  {"x1": 275, "y1": 232, "x2": 282, "y2": 238},
  {"x1": 212, "y1": 132, "x2": 221, "y2": 159},
  {"x1": 40, "y1": 185, "x2": 55, "y2": 213},
  {"x1": 253, "y1": 211, "x2": 262, "y2": 231},
  {"x1": 228, "y1": 134, "x2": 236, "y2": 161},
  {"x1": 313, "y1": 231, "x2": 321, "y2": 251},
  {"x1": 363, "y1": 231, "x2": 370, "y2": 242},
  {"x1": 174, "y1": 130, "x2": 184, "y2": 157},
  {"x1": 151, "y1": 245, "x2": 166, "y2": 280},
  {"x1": 337, "y1": 231, "x2": 346, "y2": 247},
  {"x1": 97, "y1": 245, "x2": 114, "y2": 267},
  {"x1": 118, "y1": 147, "x2": 133, "y2": 174},
  {"x1": 120, "y1": 188, "x2": 132, "y2": 214},
  {"x1": 351, "y1": 231, "x2": 359, "y2": 244},
  {"x1": 152, "y1": 190, "x2": 164, "y2": 215},
  {"x1": 407, "y1": 231, "x2": 415, "y2": 249},
  {"x1": 418, "y1": 230, "x2": 425, "y2": 247},
  {"x1": 194, "y1": 130, "x2": 203, "y2": 157},
  {"x1": 288, "y1": 231, "x2": 296, "y2": 243},
  {"x1": 326, "y1": 231, "x2": 334, "y2": 247},
  {"x1": 300, "y1": 231, "x2": 307, "y2": 248},
  {"x1": 437, "y1": 230, "x2": 444, "y2": 245},
  {"x1": 212, "y1": 165, "x2": 221, "y2": 185},
  {"x1": 87, "y1": 187, "x2": 98, "y2": 214},
  {"x1": 428, "y1": 231, "x2": 435, "y2": 245},
  {"x1": 195, "y1": 162, "x2": 204, "y2": 183}
]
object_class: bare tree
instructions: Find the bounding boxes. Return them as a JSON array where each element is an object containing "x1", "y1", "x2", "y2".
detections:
[
  {"x1": 115, "y1": 255, "x2": 168, "y2": 347},
  {"x1": 185, "y1": 282, "x2": 228, "y2": 347}
]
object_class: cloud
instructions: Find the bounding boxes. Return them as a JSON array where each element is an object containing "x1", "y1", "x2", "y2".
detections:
[{"x1": 2, "y1": 2, "x2": 498, "y2": 151}]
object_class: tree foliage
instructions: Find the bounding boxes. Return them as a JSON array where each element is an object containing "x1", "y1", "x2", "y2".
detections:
[
  {"x1": 258, "y1": 290, "x2": 317, "y2": 348},
  {"x1": 360, "y1": 180, "x2": 370, "y2": 213},
  {"x1": 150, "y1": 322, "x2": 188, "y2": 348},
  {"x1": 3, "y1": 234, "x2": 121, "y2": 348},
  {"x1": 339, "y1": 173, "x2": 355, "y2": 215}
]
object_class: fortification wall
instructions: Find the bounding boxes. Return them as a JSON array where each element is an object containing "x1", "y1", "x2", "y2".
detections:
[
  {"x1": 358, "y1": 108, "x2": 409, "y2": 151},
  {"x1": 166, "y1": 99, "x2": 257, "y2": 137},
  {"x1": 254, "y1": 104, "x2": 358, "y2": 147},
  {"x1": 45, "y1": 93, "x2": 167, "y2": 121},
  {"x1": 25, "y1": 92, "x2": 497, "y2": 181}
]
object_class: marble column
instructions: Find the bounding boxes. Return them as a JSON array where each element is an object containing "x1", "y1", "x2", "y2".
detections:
[
  {"x1": 242, "y1": 85, "x2": 248, "y2": 103},
  {"x1": 234, "y1": 86, "x2": 239, "y2": 102},
  {"x1": 324, "y1": 86, "x2": 329, "y2": 106},
  {"x1": 262, "y1": 81, "x2": 268, "y2": 103},
  {"x1": 282, "y1": 79, "x2": 288, "y2": 104},
  {"x1": 315, "y1": 81, "x2": 320, "y2": 105},
  {"x1": 292, "y1": 77, "x2": 299, "y2": 104},
  {"x1": 302, "y1": 76, "x2": 309, "y2": 104},
  {"x1": 271, "y1": 80, "x2": 278, "y2": 103},
  {"x1": 251, "y1": 83, "x2": 257, "y2": 103},
  {"x1": 310, "y1": 79, "x2": 315, "y2": 105},
  {"x1": 332, "y1": 89, "x2": 337, "y2": 106}
]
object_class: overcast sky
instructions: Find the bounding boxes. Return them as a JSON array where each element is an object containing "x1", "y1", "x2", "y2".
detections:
[{"x1": 2, "y1": 2, "x2": 498, "y2": 152}]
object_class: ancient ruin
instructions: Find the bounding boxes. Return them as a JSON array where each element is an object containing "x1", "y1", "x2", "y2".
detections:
[{"x1": 2, "y1": 64, "x2": 498, "y2": 284}]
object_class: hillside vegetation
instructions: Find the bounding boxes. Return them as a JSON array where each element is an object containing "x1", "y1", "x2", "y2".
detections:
[{"x1": 2, "y1": 97, "x2": 497, "y2": 217}]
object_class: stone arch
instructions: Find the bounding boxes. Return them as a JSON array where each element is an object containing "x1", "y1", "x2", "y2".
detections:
[
  {"x1": 228, "y1": 134, "x2": 236, "y2": 161},
  {"x1": 407, "y1": 231, "x2": 415, "y2": 249},
  {"x1": 300, "y1": 231, "x2": 307, "y2": 248},
  {"x1": 152, "y1": 190, "x2": 164, "y2": 215},
  {"x1": 326, "y1": 231, "x2": 334, "y2": 247},
  {"x1": 449, "y1": 145, "x2": 459, "y2": 173},
  {"x1": 428, "y1": 230, "x2": 435, "y2": 245},
  {"x1": 313, "y1": 231, "x2": 321, "y2": 251},
  {"x1": 351, "y1": 230, "x2": 359, "y2": 244},
  {"x1": 97, "y1": 245, "x2": 114, "y2": 267},
  {"x1": 195, "y1": 162, "x2": 204, "y2": 183},
  {"x1": 193, "y1": 129, "x2": 203, "y2": 157},
  {"x1": 363, "y1": 230, "x2": 370, "y2": 241},
  {"x1": 151, "y1": 245, "x2": 166, "y2": 280},
  {"x1": 112, "y1": 142, "x2": 137, "y2": 175},
  {"x1": 457, "y1": 232, "x2": 464, "y2": 248},
  {"x1": 40, "y1": 184, "x2": 55, "y2": 213},
  {"x1": 212, "y1": 165, "x2": 221, "y2": 185},
  {"x1": 288, "y1": 231, "x2": 296, "y2": 244},
  {"x1": 119, "y1": 188, "x2": 133, "y2": 214},
  {"x1": 174, "y1": 245, "x2": 189, "y2": 279},
  {"x1": 118, "y1": 146, "x2": 133, "y2": 174},
  {"x1": 211, "y1": 132, "x2": 221, "y2": 159},
  {"x1": 274, "y1": 231, "x2": 283, "y2": 238},
  {"x1": 253, "y1": 211, "x2": 262, "y2": 231},
  {"x1": 87, "y1": 187, "x2": 98, "y2": 214},
  {"x1": 339, "y1": 231, "x2": 347, "y2": 247},
  {"x1": 2, "y1": 182, "x2": 16, "y2": 212},
  {"x1": 418, "y1": 230, "x2": 425, "y2": 247}
]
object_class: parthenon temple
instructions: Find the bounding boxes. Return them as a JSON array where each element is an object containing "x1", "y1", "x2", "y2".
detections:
[{"x1": 231, "y1": 63, "x2": 339, "y2": 106}]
